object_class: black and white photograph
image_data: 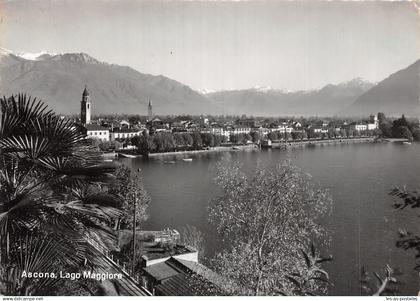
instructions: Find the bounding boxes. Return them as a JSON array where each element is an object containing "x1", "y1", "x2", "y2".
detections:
[{"x1": 0, "y1": 0, "x2": 419, "y2": 298}]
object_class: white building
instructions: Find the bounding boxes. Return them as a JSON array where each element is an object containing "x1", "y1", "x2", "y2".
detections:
[
  {"x1": 313, "y1": 127, "x2": 328, "y2": 134},
  {"x1": 110, "y1": 128, "x2": 142, "y2": 141},
  {"x1": 355, "y1": 123, "x2": 368, "y2": 131},
  {"x1": 209, "y1": 127, "x2": 225, "y2": 136},
  {"x1": 84, "y1": 124, "x2": 110, "y2": 141},
  {"x1": 274, "y1": 124, "x2": 293, "y2": 133}
]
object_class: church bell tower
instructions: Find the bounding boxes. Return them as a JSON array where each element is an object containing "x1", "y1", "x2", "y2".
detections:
[
  {"x1": 81, "y1": 85, "x2": 91, "y2": 125},
  {"x1": 148, "y1": 98, "x2": 153, "y2": 121}
]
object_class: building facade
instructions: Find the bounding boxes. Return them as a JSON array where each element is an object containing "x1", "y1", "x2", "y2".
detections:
[
  {"x1": 110, "y1": 128, "x2": 142, "y2": 141},
  {"x1": 84, "y1": 124, "x2": 110, "y2": 141}
]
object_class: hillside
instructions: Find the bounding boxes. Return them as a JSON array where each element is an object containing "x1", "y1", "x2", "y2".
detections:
[
  {"x1": 2, "y1": 47, "x2": 415, "y2": 118},
  {"x1": 206, "y1": 78, "x2": 374, "y2": 117},
  {"x1": 341, "y1": 59, "x2": 420, "y2": 117},
  {"x1": 0, "y1": 48, "x2": 215, "y2": 115}
]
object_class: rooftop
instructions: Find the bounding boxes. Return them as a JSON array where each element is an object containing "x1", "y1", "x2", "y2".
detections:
[
  {"x1": 82, "y1": 86, "x2": 89, "y2": 97},
  {"x1": 84, "y1": 124, "x2": 108, "y2": 131},
  {"x1": 111, "y1": 128, "x2": 141, "y2": 133},
  {"x1": 142, "y1": 244, "x2": 196, "y2": 261},
  {"x1": 146, "y1": 257, "x2": 225, "y2": 296},
  {"x1": 143, "y1": 262, "x2": 179, "y2": 281}
]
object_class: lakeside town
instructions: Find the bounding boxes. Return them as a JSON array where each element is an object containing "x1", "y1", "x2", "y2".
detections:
[
  {"x1": 1, "y1": 0, "x2": 419, "y2": 298},
  {"x1": 2, "y1": 87, "x2": 418, "y2": 297},
  {"x1": 77, "y1": 86, "x2": 419, "y2": 157}
]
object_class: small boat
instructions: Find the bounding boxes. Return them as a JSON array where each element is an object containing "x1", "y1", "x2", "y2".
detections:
[
  {"x1": 164, "y1": 160, "x2": 176, "y2": 164},
  {"x1": 182, "y1": 158, "x2": 193, "y2": 162},
  {"x1": 403, "y1": 141, "x2": 412, "y2": 145},
  {"x1": 103, "y1": 159, "x2": 113, "y2": 162}
]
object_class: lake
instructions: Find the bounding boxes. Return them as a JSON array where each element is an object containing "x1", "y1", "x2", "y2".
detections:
[{"x1": 118, "y1": 142, "x2": 420, "y2": 295}]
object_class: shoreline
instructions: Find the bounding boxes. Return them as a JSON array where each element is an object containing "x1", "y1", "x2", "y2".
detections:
[
  {"x1": 272, "y1": 137, "x2": 376, "y2": 149},
  {"x1": 147, "y1": 144, "x2": 258, "y2": 157},
  {"x1": 106, "y1": 137, "x2": 380, "y2": 159}
]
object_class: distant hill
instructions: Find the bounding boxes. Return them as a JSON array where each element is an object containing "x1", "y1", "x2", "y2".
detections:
[
  {"x1": 0, "y1": 48, "x2": 215, "y2": 115},
  {"x1": 341, "y1": 59, "x2": 420, "y2": 117},
  {"x1": 206, "y1": 78, "x2": 375, "y2": 117},
  {"x1": 2, "y1": 47, "x2": 414, "y2": 118}
]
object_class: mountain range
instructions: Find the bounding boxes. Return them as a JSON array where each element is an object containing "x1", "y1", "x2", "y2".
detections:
[
  {"x1": 207, "y1": 78, "x2": 375, "y2": 117},
  {"x1": 0, "y1": 48, "x2": 418, "y2": 117},
  {"x1": 0, "y1": 48, "x2": 213, "y2": 115},
  {"x1": 341, "y1": 59, "x2": 420, "y2": 117}
]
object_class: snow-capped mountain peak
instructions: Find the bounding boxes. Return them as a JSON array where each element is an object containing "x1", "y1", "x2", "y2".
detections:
[
  {"x1": 18, "y1": 51, "x2": 56, "y2": 61},
  {"x1": 252, "y1": 85, "x2": 273, "y2": 92},
  {"x1": 0, "y1": 47, "x2": 57, "y2": 61},
  {"x1": 337, "y1": 77, "x2": 376, "y2": 90},
  {"x1": 0, "y1": 48, "x2": 105, "y2": 65},
  {"x1": 0, "y1": 47, "x2": 13, "y2": 56},
  {"x1": 198, "y1": 88, "x2": 216, "y2": 95}
]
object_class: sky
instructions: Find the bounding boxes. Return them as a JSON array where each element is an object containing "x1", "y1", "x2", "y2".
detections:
[{"x1": 0, "y1": 0, "x2": 418, "y2": 91}]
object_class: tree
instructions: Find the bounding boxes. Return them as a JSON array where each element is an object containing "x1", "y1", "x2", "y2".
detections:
[
  {"x1": 87, "y1": 137, "x2": 102, "y2": 149},
  {"x1": 191, "y1": 132, "x2": 203, "y2": 149},
  {"x1": 108, "y1": 164, "x2": 150, "y2": 277},
  {"x1": 412, "y1": 128, "x2": 420, "y2": 141},
  {"x1": 111, "y1": 140, "x2": 122, "y2": 150},
  {"x1": 98, "y1": 141, "x2": 111, "y2": 151},
  {"x1": 392, "y1": 126, "x2": 413, "y2": 140},
  {"x1": 379, "y1": 122, "x2": 393, "y2": 138},
  {"x1": 250, "y1": 131, "x2": 260, "y2": 143},
  {"x1": 306, "y1": 129, "x2": 315, "y2": 140},
  {"x1": 214, "y1": 135, "x2": 224, "y2": 146},
  {"x1": 392, "y1": 115, "x2": 411, "y2": 132},
  {"x1": 209, "y1": 160, "x2": 332, "y2": 295},
  {"x1": 130, "y1": 135, "x2": 141, "y2": 148},
  {"x1": 109, "y1": 164, "x2": 150, "y2": 230},
  {"x1": 278, "y1": 132, "x2": 286, "y2": 141},
  {"x1": 136, "y1": 133, "x2": 154, "y2": 156},
  {"x1": 292, "y1": 131, "x2": 303, "y2": 141},
  {"x1": 182, "y1": 132, "x2": 193, "y2": 147},
  {"x1": 390, "y1": 187, "x2": 420, "y2": 272},
  {"x1": 229, "y1": 134, "x2": 237, "y2": 144},
  {"x1": 0, "y1": 95, "x2": 121, "y2": 295},
  {"x1": 128, "y1": 115, "x2": 141, "y2": 125},
  {"x1": 173, "y1": 132, "x2": 185, "y2": 147},
  {"x1": 178, "y1": 225, "x2": 206, "y2": 261},
  {"x1": 267, "y1": 131, "x2": 278, "y2": 141},
  {"x1": 201, "y1": 133, "x2": 215, "y2": 148},
  {"x1": 156, "y1": 132, "x2": 175, "y2": 152},
  {"x1": 327, "y1": 129, "x2": 336, "y2": 139}
]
